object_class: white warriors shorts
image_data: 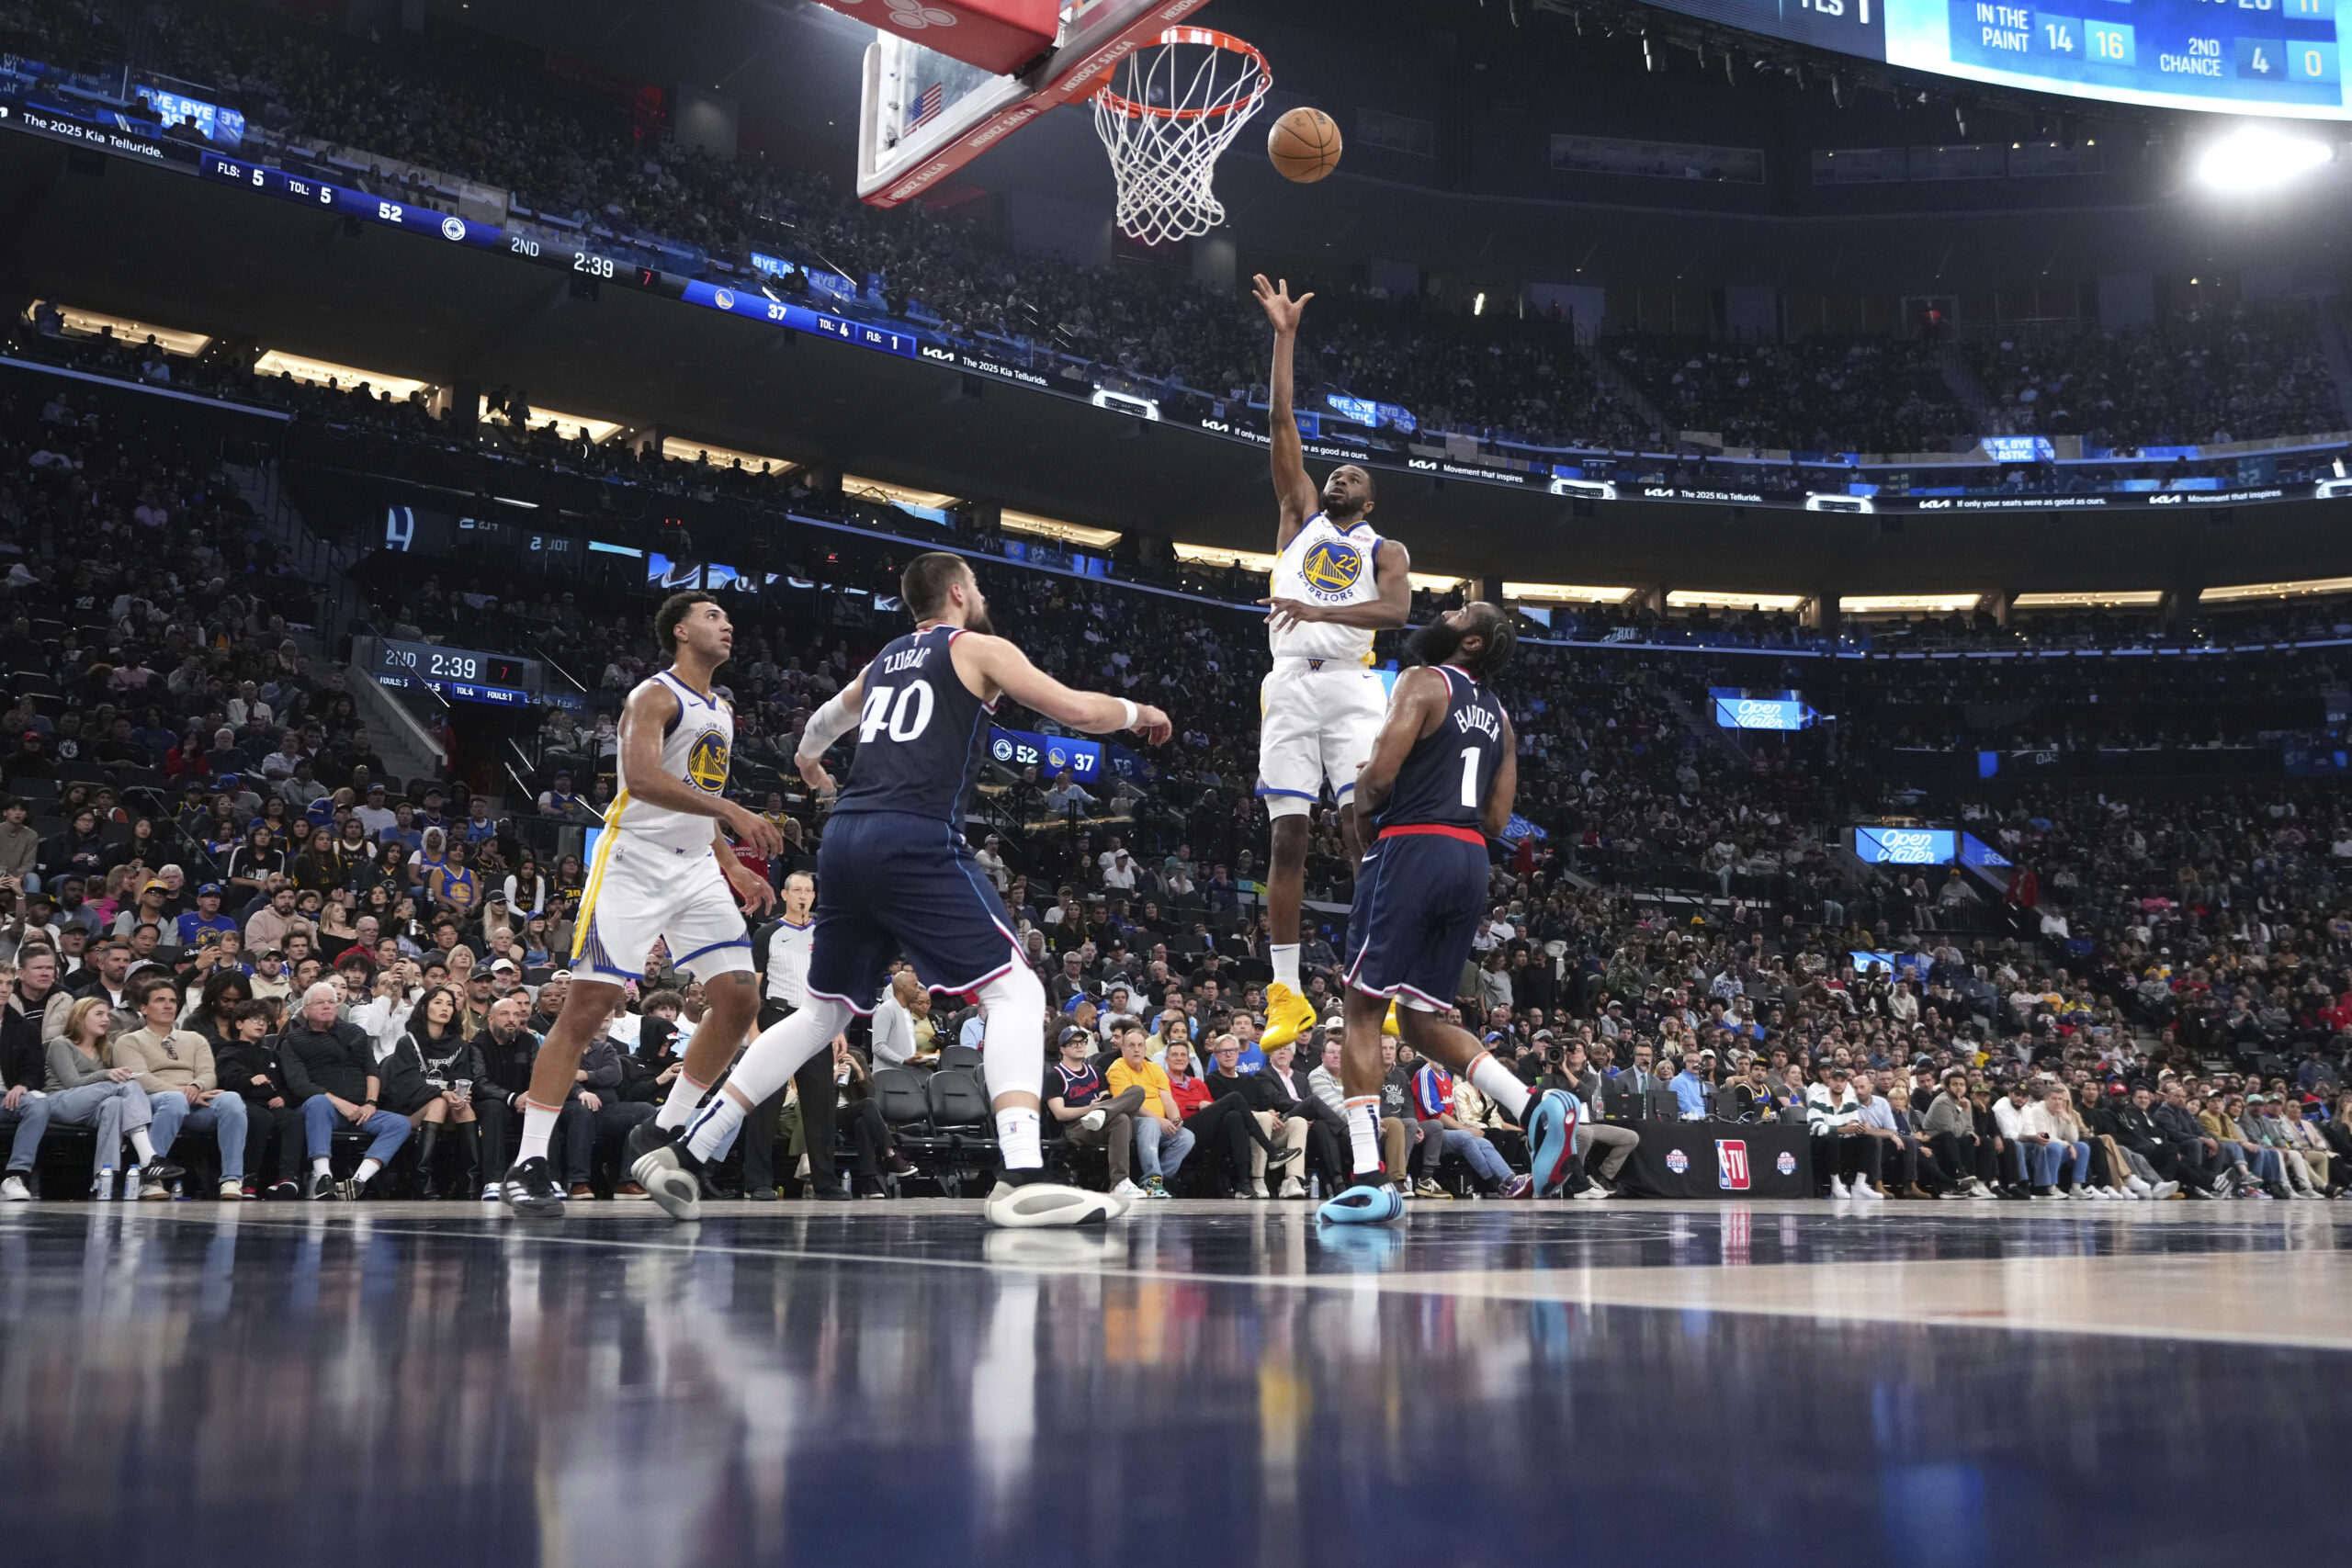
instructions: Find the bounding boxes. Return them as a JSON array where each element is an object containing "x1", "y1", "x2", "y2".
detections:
[
  {"x1": 571, "y1": 834, "x2": 754, "y2": 986},
  {"x1": 1255, "y1": 658, "x2": 1390, "y2": 819}
]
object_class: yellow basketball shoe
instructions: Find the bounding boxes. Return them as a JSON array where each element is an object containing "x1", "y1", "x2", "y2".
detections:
[
  {"x1": 1262, "y1": 981, "x2": 1316, "y2": 1048},
  {"x1": 1383, "y1": 1000, "x2": 1401, "y2": 1038}
]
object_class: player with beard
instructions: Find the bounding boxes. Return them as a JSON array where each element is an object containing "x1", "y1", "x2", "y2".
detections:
[
  {"x1": 1249, "y1": 276, "x2": 1414, "y2": 1056},
  {"x1": 1316, "y1": 603, "x2": 1579, "y2": 1223},
  {"x1": 630, "y1": 552, "x2": 1172, "y2": 1228}
]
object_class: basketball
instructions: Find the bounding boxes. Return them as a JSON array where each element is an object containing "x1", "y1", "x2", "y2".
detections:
[{"x1": 1267, "y1": 107, "x2": 1341, "y2": 182}]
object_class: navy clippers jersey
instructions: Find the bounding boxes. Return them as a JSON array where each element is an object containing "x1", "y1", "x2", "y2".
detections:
[
  {"x1": 831, "y1": 626, "x2": 995, "y2": 823},
  {"x1": 1373, "y1": 664, "x2": 1507, "y2": 833}
]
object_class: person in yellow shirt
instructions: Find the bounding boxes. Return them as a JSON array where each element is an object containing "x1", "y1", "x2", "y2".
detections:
[{"x1": 1106, "y1": 1023, "x2": 1192, "y2": 1197}]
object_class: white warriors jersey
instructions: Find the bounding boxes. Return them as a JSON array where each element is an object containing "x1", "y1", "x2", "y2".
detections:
[
  {"x1": 604, "y1": 668, "x2": 734, "y2": 855},
  {"x1": 1269, "y1": 512, "x2": 1384, "y2": 666}
]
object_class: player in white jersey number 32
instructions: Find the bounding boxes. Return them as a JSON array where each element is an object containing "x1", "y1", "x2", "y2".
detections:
[{"x1": 1250, "y1": 274, "x2": 1412, "y2": 1053}]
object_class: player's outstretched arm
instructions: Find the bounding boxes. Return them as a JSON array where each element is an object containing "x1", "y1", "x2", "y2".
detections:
[
  {"x1": 1262, "y1": 536, "x2": 1414, "y2": 636},
  {"x1": 1484, "y1": 715, "x2": 1519, "y2": 841},
  {"x1": 956, "y1": 635, "x2": 1171, "y2": 744},
  {"x1": 616, "y1": 680, "x2": 782, "y2": 856},
  {"x1": 1351, "y1": 666, "x2": 1445, "y2": 819},
  {"x1": 1252, "y1": 274, "x2": 1320, "y2": 546},
  {"x1": 792, "y1": 667, "x2": 868, "y2": 796}
]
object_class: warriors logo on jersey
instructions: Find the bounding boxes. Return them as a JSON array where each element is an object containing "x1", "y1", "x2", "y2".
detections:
[
  {"x1": 1299, "y1": 538, "x2": 1366, "y2": 601},
  {"x1": 685, "y1": 729, "x2": 729, "y2": 793}
]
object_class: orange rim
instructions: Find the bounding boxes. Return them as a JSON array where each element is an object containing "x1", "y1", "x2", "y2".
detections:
[{"x1": 1094, "y1": 28, "x2": 1270, "y2": 121}]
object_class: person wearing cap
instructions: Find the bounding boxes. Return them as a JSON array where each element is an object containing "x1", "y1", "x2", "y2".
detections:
[
  {"x1": 536, "y1": 772, "x2": 589, "y2": 821},
  {"x1": 1048, "y1": 1023, "x2": 1140, "y2": 1196},
  {"x1": 973, "y1": 832, "x2": 1008, "y2": 892},
  {"x1": 352, "y1": 784, "x2": 398, "y2": 840},
  {"x1": 175, "y1": 884, "x2": 236, "y2": 951}
]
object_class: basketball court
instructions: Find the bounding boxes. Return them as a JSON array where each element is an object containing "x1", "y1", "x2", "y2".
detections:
[{"x1": 4, "y1": 1201, "x2": 2346, "y2": 1566}]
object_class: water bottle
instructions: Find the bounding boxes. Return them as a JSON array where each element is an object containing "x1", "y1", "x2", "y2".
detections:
[{"x1": 1308, "y1": 1173, "x2": 1321, "y2": 1201}]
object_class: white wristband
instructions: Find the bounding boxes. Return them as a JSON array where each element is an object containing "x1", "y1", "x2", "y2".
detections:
[{"x1": 1117, "y1": 698, "x2": 1138, "y2": 730}]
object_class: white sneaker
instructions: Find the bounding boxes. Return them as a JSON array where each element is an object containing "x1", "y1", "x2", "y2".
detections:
[
  {"x1": 984, "y1": 1179, "x2": 1119, "y2": 1229},
  {"x1": 0, "y1": 1175, "x2": 28, "y2": 1201},
  {"x1": 1851, "y1": 1179, "x2": 1884, "y2": 1201},
  {"x1": 1277, "y1": 1177, "x2": 1305, "y2": 1199},
  {"x1": 2126, "y1": 1177, "x2": 2152, "y2": 1196},
  {"x1": 2150, "y1": 1180, "x2": 2180, "y2": 1201},
  {"x1": 1827, "y1": 1176, "x2": 1850, "y2": 1200},
  {"x1": 1572, "y1": 1183, "x2": 1611, "y2": 1201},
  {"x1": 137, "y1": 1181, "x2": 167, "y2": 1201},
  {"x1": 1110, "y1": 1178, "x2": 1143, "y2": 1201},
  {"x1": 1078, "y1": 1108, "x2": 1108, "y2": 1134},
  {"x1": 481, "y1": 1184, "x2": 502, "y2": 1201},
  {"x1": 219, "y1": 1181, "x2": 246, "y2": 1201}
]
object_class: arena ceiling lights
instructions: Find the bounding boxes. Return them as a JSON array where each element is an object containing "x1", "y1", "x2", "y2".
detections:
[
  {"x1": 2199, "y1": 575, "x2": 2352, "y2": 603},
  {"x1": 2191, "y1": 124, "x2": 2336, "y2": 191},
  {"x1": 1838, "y1": 593, "x2": 1987, "y2": 616},
  {"x1": 1002, "y1": 509, "x2": 1122, "y2": 548},
  {"x1": 1667, "y1": 589, "x2": 1806, "y2": 612},
  {"x1": 1505, "y1": 581, "x2": 1641, "y2": 605},
  {"x1": 30, "y1": 302, "x2": 209, "y2": 356},
  {"x1": 1173, "y1": 541, "x2": 1281, "y2": 573},
  {"x1": 2010, "y1": 591, "x2": 2165, "y2": 610},
  {"x1": 659, "y1": 436, "x2": 797, "y2": 477},
  {"x1": 254, "y1": 350, "x2": 430, "y2": 402}
]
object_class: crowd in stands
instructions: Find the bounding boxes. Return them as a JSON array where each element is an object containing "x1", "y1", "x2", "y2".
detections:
[
  {"x1": 6, "y1": 0, "x2": 2350, "y2": 460},
  {"x1": 1964, "y1": 308, "x2": 2346, "y2": 451},
  {"x1": 1609, "y1": 337, "x2": 1968, "y2": 455}
]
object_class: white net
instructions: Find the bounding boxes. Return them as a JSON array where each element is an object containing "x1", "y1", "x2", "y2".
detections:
[{"x1": 1091, "y1": 28, "x2": 1271, "y2": 246}]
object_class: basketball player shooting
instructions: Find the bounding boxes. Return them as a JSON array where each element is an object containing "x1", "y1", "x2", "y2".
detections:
[{"x1": 1250, "y1": 275, "x2": 1411, "y2": 1053}]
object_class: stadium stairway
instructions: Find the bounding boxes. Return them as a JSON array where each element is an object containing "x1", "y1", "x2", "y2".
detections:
[
  {"x1": 1931, "y1": 343, "x2": 2008, "y2": 437},
  {"x1": 1574, "y1": 342, "x2": 1671, "y2": 442},
  {"x1": 2314, "y1": 301, "x2": 2352, "y2": 430},
  {"x1": 1659, "y1": 683, "x2": 1749, "y2": 767}
]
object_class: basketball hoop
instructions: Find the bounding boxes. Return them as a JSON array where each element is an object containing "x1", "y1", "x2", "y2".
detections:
[{"x1": 1091, "y1": 28, "x2": 1270, "y2": 245}]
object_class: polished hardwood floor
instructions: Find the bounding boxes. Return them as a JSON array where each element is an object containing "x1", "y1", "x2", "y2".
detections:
[{"x1": 4, "y1": 1198, "x2": 2346, "y2": 1567}]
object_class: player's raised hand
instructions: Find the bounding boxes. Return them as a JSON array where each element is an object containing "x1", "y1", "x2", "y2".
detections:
[
  {"x1": 1128, "y1": 703, "x2": 1173, "y2": 746},
  {"x1": 723, "y1": 798, "x2": 785, "y2": 860},
  {"x1": 1251, "y1": 274, "x2": 1314, "y2": 333}
]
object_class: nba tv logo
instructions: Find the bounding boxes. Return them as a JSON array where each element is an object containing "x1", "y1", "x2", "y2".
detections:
[{"x1": 1715, "y1": 1140, "x2": 1750, "y2": 1191}]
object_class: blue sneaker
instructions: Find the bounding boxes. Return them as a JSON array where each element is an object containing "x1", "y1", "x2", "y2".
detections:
[
  {"x1": 1317, "y1": 1181, "x2": 1406, "y2": 1225},
  {"x1": 1527, "y1": 1089, "x2": 1580, "y2": 1198}
]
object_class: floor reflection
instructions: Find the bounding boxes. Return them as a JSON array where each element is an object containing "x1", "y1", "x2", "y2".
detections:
[{"x1": 0, "y1": 1205, "x2": 2346, "y2": 1568}]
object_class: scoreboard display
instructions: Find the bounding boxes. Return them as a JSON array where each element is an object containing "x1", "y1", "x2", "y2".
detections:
[
  {"x1": 1905, "y1": 0, "x2": 2342, "y2": 114},
  {"x1": 1642, "y1": 0, "x2": 2352, "y2": 118}
]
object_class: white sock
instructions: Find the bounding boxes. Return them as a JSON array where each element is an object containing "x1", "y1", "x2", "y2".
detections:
[
  {"x1": 355, "y1": 1158, "x2": 381, "y2": 1185},
  {"x1": 654, "y1": 1067, "x2": 711, "y2": 1132},
  {"x1": 1343, "y1": 1096, "x2": 1383, "y2": 1178},
  {"x1": 311, "y1": 1156, "x2": 331, "y2": 1177},
  {"x1": 977, "y1": 964, "x2": 1046, "y2": 1106},
  {"x1": 685, "y1": 999, "x2": 854, "y2": 1163},
  {"x1": 129, "y1": 1129, "x2": 155, "y2": 1163},
  {"x1": 995, "y1": 1107, "x2": 1044, "y2": 1172},
  {"x1": 1466, "y1": 1051, "x2": 1531, "y2": 1122},
  {"x1": 1271, "y1": 943, "x2": 1302, "y2": 992},
  {"x1": 517, "y1": 1102, "x2": 560, "y2": 1167}
]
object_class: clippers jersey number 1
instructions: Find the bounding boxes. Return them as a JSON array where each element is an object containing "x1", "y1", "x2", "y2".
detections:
[{"x1": 859, "y1": 680, "x2": 936, "y2": 744}]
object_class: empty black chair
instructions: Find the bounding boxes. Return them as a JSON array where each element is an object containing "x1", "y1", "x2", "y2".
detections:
[
  {"x1": 938, "y1": 1043, "x2": 981, "y2": 1073},
  {"x1": 872, "y1": 1067, "x2": 954, "y2": 1190},
  {"x1": 926, "y1": 1069, "x2": 998, "y2": 1195}
]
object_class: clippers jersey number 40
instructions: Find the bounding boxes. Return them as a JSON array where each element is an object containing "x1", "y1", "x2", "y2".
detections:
[{"x1": 859, "y1": 680, "x2": 936, "y2": 743}]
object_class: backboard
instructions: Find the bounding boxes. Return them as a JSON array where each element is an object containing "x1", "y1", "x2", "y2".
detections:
[{"x1": 851, "y1": 0, "x2": 1215, "y2": 206}]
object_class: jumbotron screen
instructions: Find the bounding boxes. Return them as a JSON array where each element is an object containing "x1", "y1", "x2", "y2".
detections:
[{"x1": 1644, "y1": 0, "x2": 2348, "y2": 118}]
